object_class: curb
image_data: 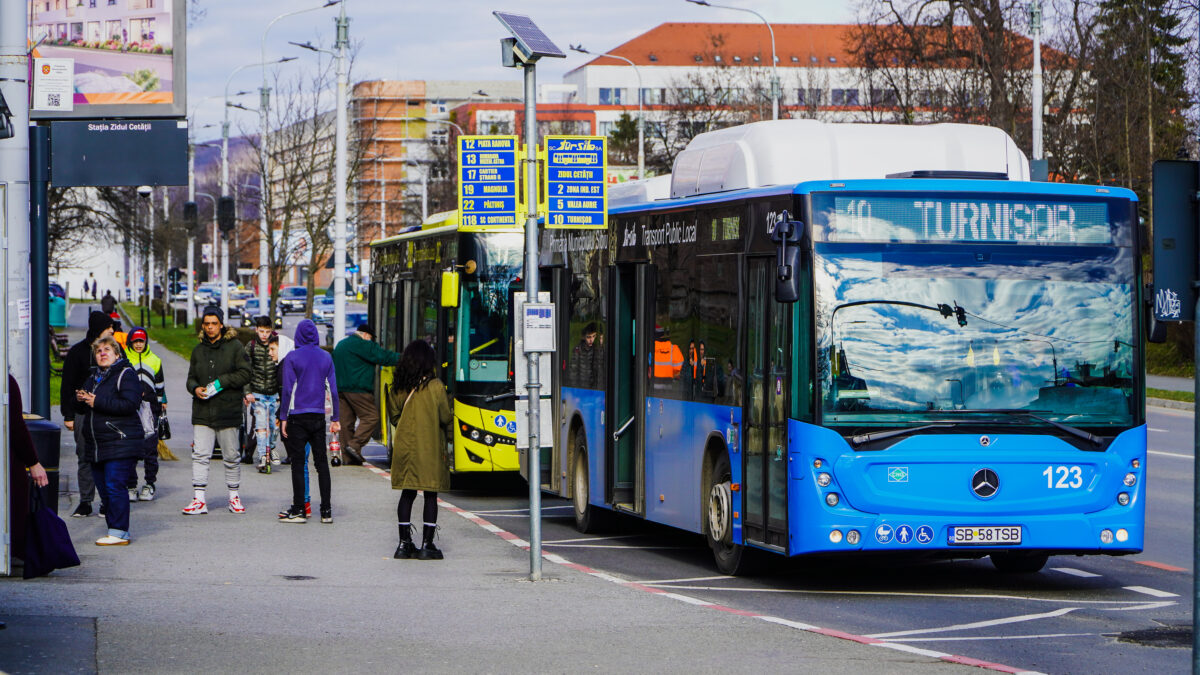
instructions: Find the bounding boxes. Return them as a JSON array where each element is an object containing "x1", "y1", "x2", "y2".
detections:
[
  {"x1": 360, "y1": 459, "x2": 1041, "y2": 675},
  {"x1": 1148, "y1": 397, "x2": 1194, "y2": 412}
]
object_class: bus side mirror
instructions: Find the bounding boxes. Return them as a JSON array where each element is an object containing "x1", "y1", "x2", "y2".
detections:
[
  {"x1": 441, "y1": 270, "x2": 459, "y2": 308},
  {"x1": 771, "y1": 212, "x2": 805, "y2": 303}
]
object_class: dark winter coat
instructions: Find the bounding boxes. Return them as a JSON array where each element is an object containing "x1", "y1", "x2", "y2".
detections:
[
  {"x1": 59, "y1": 311, "x2": 113, "y2": 420},
  {"x1": 387, "y1": 377, "x2": 452, "y2": 492},
  {"x1": 244, "y1": 337, "x2": 280, "y2": 396},
  {"x1": 186, "y1": 326, "x2": 252, "y2": 429},
  {"x1": 332, "y1": 333, "x2": 400, "y2": 394},
  {"x1": 79, "y1": 358, "x2": 146, "y2": 462}
]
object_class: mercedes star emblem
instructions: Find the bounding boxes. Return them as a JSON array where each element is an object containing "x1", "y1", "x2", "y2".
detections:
[
  {"x1": 972, "y1": 468, "x2": 999, "y2": 498},
  {"x1": 979, "y1": 435, "x2": 991, "y2": 447}
]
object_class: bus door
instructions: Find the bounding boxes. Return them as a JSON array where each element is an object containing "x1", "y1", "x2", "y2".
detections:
[
  {"x1": 743, "y1": 258, "x2": 790, "y2": 550},
  {"x1": 606, "y1": 262, "x2": 653, "y2": 512},
  {"x1": 545, "y1": 267, "x2": 570, "y2": 493}
]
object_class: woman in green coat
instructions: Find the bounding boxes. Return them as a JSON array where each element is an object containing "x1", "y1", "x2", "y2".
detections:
[{"x1": 388, "y1": 339, "x2": 452, "y2": 560}]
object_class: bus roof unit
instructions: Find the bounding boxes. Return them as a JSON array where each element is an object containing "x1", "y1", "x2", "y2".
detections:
[
  {"x1": 609, "y1": 175, "x2": 672, "y2": 208},
  {"x1": 670, "y1": 119, "x2": 1030, "y2": 199}
]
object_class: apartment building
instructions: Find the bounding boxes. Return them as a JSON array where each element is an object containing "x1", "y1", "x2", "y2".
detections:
[{"x1": 30, "y1": 0, "x2": 173, "y2": 46}]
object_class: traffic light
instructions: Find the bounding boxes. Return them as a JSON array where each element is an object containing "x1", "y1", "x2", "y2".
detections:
[
  {"x1": 217, "y1": 196, "x2": 236, "y2": 234},
  {"x1": 183, "y1": 201, "x2": 198, "y2": 233}
]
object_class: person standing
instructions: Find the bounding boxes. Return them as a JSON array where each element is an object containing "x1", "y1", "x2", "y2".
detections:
[
  {"x1": 61, "y1": 310, "x2": 113, "y2": 518},
  {"x1": 332, "y1": 324, "x2": 400, "y2": 465},
  {"x1": 278, "y1": 319, "x2": 340, "y2": 524},
  {"x1": 244, "y1": 316, "x2": 282, "y2": 471},
  {"x1": 10, "y1": 376, "x2": 51, "y2": 560},
  {"x1": 387, "y1": 339, "x2": 452, "y2": 560},
  {"x1": 100, "y1": 290, "x2": 116, "y2": 316},
  {"x1": 76, "y1": 336, "x2": 146, "y2": 545},
  {"x1": 183, "y1": 306, "x2": 252, "y2": 516},
  {"x1": 124, "y1": 327, "x2": 165, "y2": 501}
]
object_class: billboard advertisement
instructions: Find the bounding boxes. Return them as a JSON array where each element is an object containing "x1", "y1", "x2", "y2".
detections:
[{"x1": 27, "y1": 0, "x2": 186, "y2": 119}]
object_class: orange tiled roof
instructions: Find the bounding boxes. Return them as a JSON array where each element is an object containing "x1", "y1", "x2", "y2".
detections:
[{"x1": 569, "y1": 22, "x2": 1052, "y2": 73}]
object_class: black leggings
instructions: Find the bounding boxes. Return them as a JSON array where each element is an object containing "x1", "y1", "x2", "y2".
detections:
[{"x1": 397, "y1": 489, "x2": 438, "y2": 525}]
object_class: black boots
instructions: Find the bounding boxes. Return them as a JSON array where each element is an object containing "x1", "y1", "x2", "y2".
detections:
[
  {"x1": 415, "y1": 524, "x2": 443, "y2": 560},
  {"x1": 394, "y1": 524, "x2": 416, "y2": 559},
  {"x1": 344, "y1": 448, "x2": 365, "y2": 466}
]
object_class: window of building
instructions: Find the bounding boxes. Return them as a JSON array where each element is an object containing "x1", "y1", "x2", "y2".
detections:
[
  {"x1": 640, "y1": 88, "x2": 666, "y2": 105},
  {"x1": 831, "y1": 88, "x2": 859, "y2": 106},
  {"x1": 648, "y1": 53, "x2": 658, "y2": 62},
  {"x1": 694, "y1": 54, "x2": 703, "y2": 62},
  {"x1": 598, "y1": 120, "x2": 615, "y2": 137},
  {"x1": 598, "y1": 87, "x2": 624, "y2": 105},
  {"x1": 713, "y1": 55, "x2": 723, "y2": 63},
  {"x1": 870, "y1": 88, "x2": 899, "y2": 107},
  {"x1": 791, "y1": 55, "x2": 799, "y2": 63},
  {"x1": 797, "y1": 88, "x2": 823, "y2": 106},
  {"x1": 732, "y1": 55, "x2": 741, "y2": 63},
  {"x1": 752, "y1": 55, "x2": 760, "y2": 63}
]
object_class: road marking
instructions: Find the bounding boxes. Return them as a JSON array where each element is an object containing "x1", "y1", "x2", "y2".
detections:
[
  {"x1": 1108, "y1": 601, "x2": 1176, "y2": 611},
  {"x1": 867, "y1": 608, "x2": 1077, "y2": 639},
  {"x1": 635, "y1": 574, "x2": 735, "y2": 585},
  {"x1": 1149, "y1": 449, "x2": 1193, "y2": 459},
  {"x1": 648, "y1": 585, "x2": 1167, "y2": 605},
  {"x1": 1136, "y1": 560, "x2": 1187, "y2": 572},
  {"x1": 1051, "y1": 567, "x2": 1101, "y2": 578},
  {"x1": 469, "y1": 505, "x2": 573, "y2": 514},
  {"x1": 542, "y1": 543, "x2": 694, "y2": 550},
  {"x1": 1148, "y1": 427, "x2": 1170, "y2": 432},
  {"x1": 543, "y1": 535, "x2": 642, "y2": 544},
  {"x1": 882, "y1": 633, "x2": 1093, "y2": 643},
  {"x1": 360, "y1": 460, "x2": 1042, "y2": 675},
  {"x1": 1124, "y1": 585, "x2": 1179, "y2": 598}
]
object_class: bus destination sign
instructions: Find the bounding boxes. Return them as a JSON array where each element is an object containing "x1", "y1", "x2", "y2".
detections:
[
  {"x1": 544, "y1": 135, "x2": 607, "y2": 230},
  {"x1": 458, "y1": 135, "x2": 520, "y2": 231}
]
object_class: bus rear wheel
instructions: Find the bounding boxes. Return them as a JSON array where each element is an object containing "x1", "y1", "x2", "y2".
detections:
[
  {"x1": 706, "y1": 453, "x2": 753, "y2": 575},
  {"x1": 572, "y1": 436, "x2": 605, "y2": 533},
  {"x1": 990, "y1": 552, "x2": 1048, "y2": 574}
]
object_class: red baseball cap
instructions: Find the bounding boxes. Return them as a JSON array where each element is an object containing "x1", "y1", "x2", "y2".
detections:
[{"x1": 129, "y1": 328, "x2": 148, "y2": 343}]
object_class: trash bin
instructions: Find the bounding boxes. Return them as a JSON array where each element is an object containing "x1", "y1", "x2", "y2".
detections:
[
  {"x1": 49, "y1": 296, "x2": 67, "y2": 328},
  {"x1": 25, "y1": 416, "x2": 61, "y2": 515}
]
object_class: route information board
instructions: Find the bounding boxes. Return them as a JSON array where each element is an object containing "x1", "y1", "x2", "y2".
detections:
[
  {"x1": 543, "y1": 136, "x2": 606, "y2": 229},
  {"x1": 458, "y1": 135, "x2": 520, "y2": 231}
]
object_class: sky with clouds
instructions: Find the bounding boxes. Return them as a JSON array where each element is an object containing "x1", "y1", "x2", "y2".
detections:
[{"x1": 187, "y1": 0, "x2": 855, "y2": 140}]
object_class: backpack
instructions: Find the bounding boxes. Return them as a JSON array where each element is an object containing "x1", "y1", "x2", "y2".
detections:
[{"x1": 116, "y1": 368, "x2": 155, "y2": 437}]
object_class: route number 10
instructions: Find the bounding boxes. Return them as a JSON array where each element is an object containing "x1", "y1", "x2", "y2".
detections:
[{"x1": 1042, "y1": 465, "x2": 1082, "y2": 489}]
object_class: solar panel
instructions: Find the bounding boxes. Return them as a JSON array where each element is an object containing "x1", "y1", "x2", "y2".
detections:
[{"x1": 493, "y1": 11, "x2": 565, "y2": 59}]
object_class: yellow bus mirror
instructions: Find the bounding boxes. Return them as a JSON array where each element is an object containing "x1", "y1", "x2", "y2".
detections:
[{"x1": 441, "y1": 270, "x2": 460, "y2": 307}]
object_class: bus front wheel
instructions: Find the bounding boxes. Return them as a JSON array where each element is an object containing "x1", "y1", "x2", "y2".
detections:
[
  {"x1": 572, "y1": 436, "x2": 605, "y2": 533},
  {"x1": 990, "y1": 552, "x2": 1048, "y2": 574},
  {"x1": 706, "y1": 453, "x2": 753, "y2": 575}
]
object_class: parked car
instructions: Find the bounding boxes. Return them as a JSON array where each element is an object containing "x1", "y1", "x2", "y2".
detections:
[
  {"x1": 278, "y1": 285, "x2": 308, "y2": 315},
  {"x1": 326, "y1": 311, "x2": 370, "y2": 346},
  {"x1": 226, "y1": 289, "x2": 256, "y2": 317},
  {"x1": 311, "y1": 294, "x2": 336, "y2": 324},
  {"x1": 194, "y1": 281, "x2": 237, "y2": 307},
  {"x1": 48, "y1": 282, "x2": 66, "y2": 299},
  {"x1": 240, "y1": 298, "x2": 284, "y2": 329}
]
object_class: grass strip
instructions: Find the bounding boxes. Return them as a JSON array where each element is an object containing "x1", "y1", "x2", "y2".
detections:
[{"x1": 1147, "y1": 388, "x2": 1194, "y2": 403}]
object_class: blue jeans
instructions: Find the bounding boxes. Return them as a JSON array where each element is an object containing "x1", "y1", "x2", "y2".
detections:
[
  {"x1": 250, "y1": 394, "x2": 280, "y2": 463},
  {"x1": 93, "y1": 457, "x2": 137, "y2": 539}
]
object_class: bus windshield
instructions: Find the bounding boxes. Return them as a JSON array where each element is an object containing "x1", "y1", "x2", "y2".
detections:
[
  {"x1": 455, "y1": 232, "x2": 523, "y2": 387},
  {"x1": 812, "y1": 192, "x2": 1138, "y2": 429}
]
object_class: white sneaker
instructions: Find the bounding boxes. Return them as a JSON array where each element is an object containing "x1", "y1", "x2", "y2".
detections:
[
  {"x1": 228, "y1": 495, "x2": 246, "y2": 514},
  {"x1": 271, "y1": 453, "x2": 281, "y2": 466},
  {"x1": 138, "y1": 484, "x2": 156, "y2": 501},
  {"x1": 96, "y1": 535, "x2": 130, "y2": 546},
  {"x1": 128, "y1": 488, "x2": 138, "y2": 502},
  {"x1": 181, "y1": 498, "x2": 208, "y2": 515}
]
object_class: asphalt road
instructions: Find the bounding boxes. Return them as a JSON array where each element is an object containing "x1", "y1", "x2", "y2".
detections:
[{"x1": 365, "y1": 407, "x2": 1194, "y2": 675}]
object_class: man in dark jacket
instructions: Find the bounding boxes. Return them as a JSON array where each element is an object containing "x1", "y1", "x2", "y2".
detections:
[
  {"x1": 331, "y1": 324, "x2": 398, "y2": 465},
  {"x1": 100, "y1": 290, "x2": 116, "y2": 315},
  {"x1": 61, "y1": 310, "x2": 113, "y2": 517},
  {"x1": 279, "y1": 319, "x2": 340, "y2": 523},
  {"x1": 183, "y1": 306, "x2": 252, "y2": 516},
  {"x1": 244, "y1": 316, "x2": 282, "y2": 471}
]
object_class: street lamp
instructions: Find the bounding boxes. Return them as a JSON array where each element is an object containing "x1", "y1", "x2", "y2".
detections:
[
  {"x1": 290, "y1": 2, "x2": 351, "y2": 344},
  {"x1": 571, "y1": 44, "x2": 644, "y2": 180},
  {"x1": 685, "y1": 0, "x2": 780, "y2": 120},
  {"x1": 195, "y1": 192, "x2": 218, "y2": 314},
  {"x1": 223, "y1": 56, "x2": 296, "y2": 321},
  {"x1": 261, "y1": 0, "x2": 343, "y2": 317},
  {"x1": 1022, "y1": 338, "x2": 1059, "y2": 386}
]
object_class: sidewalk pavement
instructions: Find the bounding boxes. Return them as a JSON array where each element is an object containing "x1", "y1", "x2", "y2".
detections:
[
  {"x1": 0, "y1": 306, "x2": 982, "y2": 673},
  {"x1": 1146, "y1": 374, "x2": 1192, "y2": 393}
]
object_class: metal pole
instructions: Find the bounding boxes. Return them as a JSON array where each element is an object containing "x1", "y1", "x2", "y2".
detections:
[
  {"x1": 421, "y1": 171, "x2": 428, "y2": 221},
  {"x1": 2, "y1": 0, "x2": 31, "y2": 408},
  {"x1": 332, "y1": 6, "x2": 350, "y2": 345},
  {"x1": 30, "y1": 126, "x2": 50, "y2": 417},
  {"x1": 1031, "y1": 0, "x2": 1043, "y2": 160},
  {"x1": 523, "y1": 61, "x2": 543, "y2": 582},
  {"x1": 258, "y1": 80, "x2": 270, "y2": 315},
  {"x1": 380, "y1": 172, "x2": 387, "y2": 239},
  {"x1": 1193, "y1": 287, "x2": 1200, "y2": 675},
  {"x1": 186, "y1": 145, "x2": 196, "y2": 326}
]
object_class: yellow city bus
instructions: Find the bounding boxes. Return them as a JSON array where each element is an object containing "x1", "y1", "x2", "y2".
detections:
[{"x1": 369, "y1": 210, "x2": 524, "y2": 473}]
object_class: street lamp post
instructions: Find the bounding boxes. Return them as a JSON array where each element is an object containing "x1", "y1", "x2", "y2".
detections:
[
  {"x1": 1029, "y1": 0, "x2": 1043, "y2": 162},
  {"x1": 260, "y1": 1, "x2": 342, "y2": 318},
  {"x1": 686, "y1": 0, "x2": 780, "y2": 120},
  {"x1": 571, "y1": 44, "x2": 644, "y2": 179}
]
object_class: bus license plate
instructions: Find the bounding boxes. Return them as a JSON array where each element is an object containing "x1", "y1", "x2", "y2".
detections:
[{"x1": 949, "y1": 526, "x2": 1021, "y2": 545}]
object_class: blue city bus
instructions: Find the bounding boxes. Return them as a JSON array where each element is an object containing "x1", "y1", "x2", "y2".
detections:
[{"x1": 539, "y1": 121, "x2": 1146, "y2": 574}]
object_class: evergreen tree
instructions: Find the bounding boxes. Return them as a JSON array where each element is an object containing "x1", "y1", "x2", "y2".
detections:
[{"x1": 607, "y1": 112, "x2": 639, "y2": 166}]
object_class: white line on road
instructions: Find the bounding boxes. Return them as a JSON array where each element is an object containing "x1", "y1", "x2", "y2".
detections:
[
  {"x1": 468, "y1": 505, "x2": 574, "y2": 514},
  {"x1": 542, "y1": 543, "x2": 695, "y2": 550},
  {"x1": 543, "y1": 535, "x2": 643, "y2": 544},
  {"x1": 1107, "y1": 601, "x2": 1176, "y2": 611},
  {"x1": 866, "y1": 608, "x2": 1077, "y2": 639},
  {"x1": 1149, "y1": 450, "x2": 1193, "y2": 459},
  {"x1": 636, "y1": 574, "x2": 735, "y2": 585},
  {"x1": 880, "y1": 633, "x2": 1093, "y2": 643},
  {"x1": 1148, "y1": 427, "x2": 1170, "y2": 432},
  {"x1": 1124, "y1": 585, "x2": 1179, "y2": 598},
  {"x1": 1051, "y1": 567, "x2": 1101, "y2": 578},
  {"x1": 653, "y1": 585, "x2": 1168, "y2": 605}
]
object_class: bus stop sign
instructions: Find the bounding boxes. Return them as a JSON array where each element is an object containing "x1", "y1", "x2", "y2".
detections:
[
  {"x1": 543, "y1": 135, "x2": 606, "y2": 229},
  {"x1": 458, "y1": 135, "x2": 520, "y2": 231},
  {"x1": 1152, "y1": 160, "x2": 1198, "y2": 322}
]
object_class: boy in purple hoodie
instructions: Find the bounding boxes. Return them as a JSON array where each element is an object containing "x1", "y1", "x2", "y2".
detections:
[{"x1": 278, "y1": 319, "x2": 340, "y2": 523}]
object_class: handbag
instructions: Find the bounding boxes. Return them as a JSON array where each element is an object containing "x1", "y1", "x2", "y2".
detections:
[
  {"x1": 156, "y1": 414, "x2": 171, "y2": 440},
  {"x1": 23, "y1": 487, "x2": 81, "y2": 579}
]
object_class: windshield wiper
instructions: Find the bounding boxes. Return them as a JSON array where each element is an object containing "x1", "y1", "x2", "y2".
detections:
[
  {"x1": 936, "y1": 408, "x2": 1102, "y2": 446},
  {"x1": 850, "y1": 423, "x2": 957, "y2": 447}
]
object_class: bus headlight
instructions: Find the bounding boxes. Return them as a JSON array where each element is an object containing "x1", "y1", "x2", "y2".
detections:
[
  {"x1": 470, "y1": 429, "x2": 480, "y2": 441},
  {"x1": 1123, "y1": 473, "x2": 1137, "y2": 487},
  {"x1": 817, "y1": 472, "x2": 832, "y2": 487},
  {"x1": 1100, "y1": 529, "x2": 1114, "y2": 544},
  {"x1": 1116, "y1": 528, "x2": 1129, "y2": 542},
  {"x1": 1117, "y1": 492, "x2": 1130, "y2": 506},
  {"x1": 825, "y1": 493, "x2": 840, "y2": 507},
  {"x1": 829, "y1": 530, "x2": 843, "y2": 543},
  {"x1": 846, "y1": 530, "x2": 861, "y2": 545}
]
